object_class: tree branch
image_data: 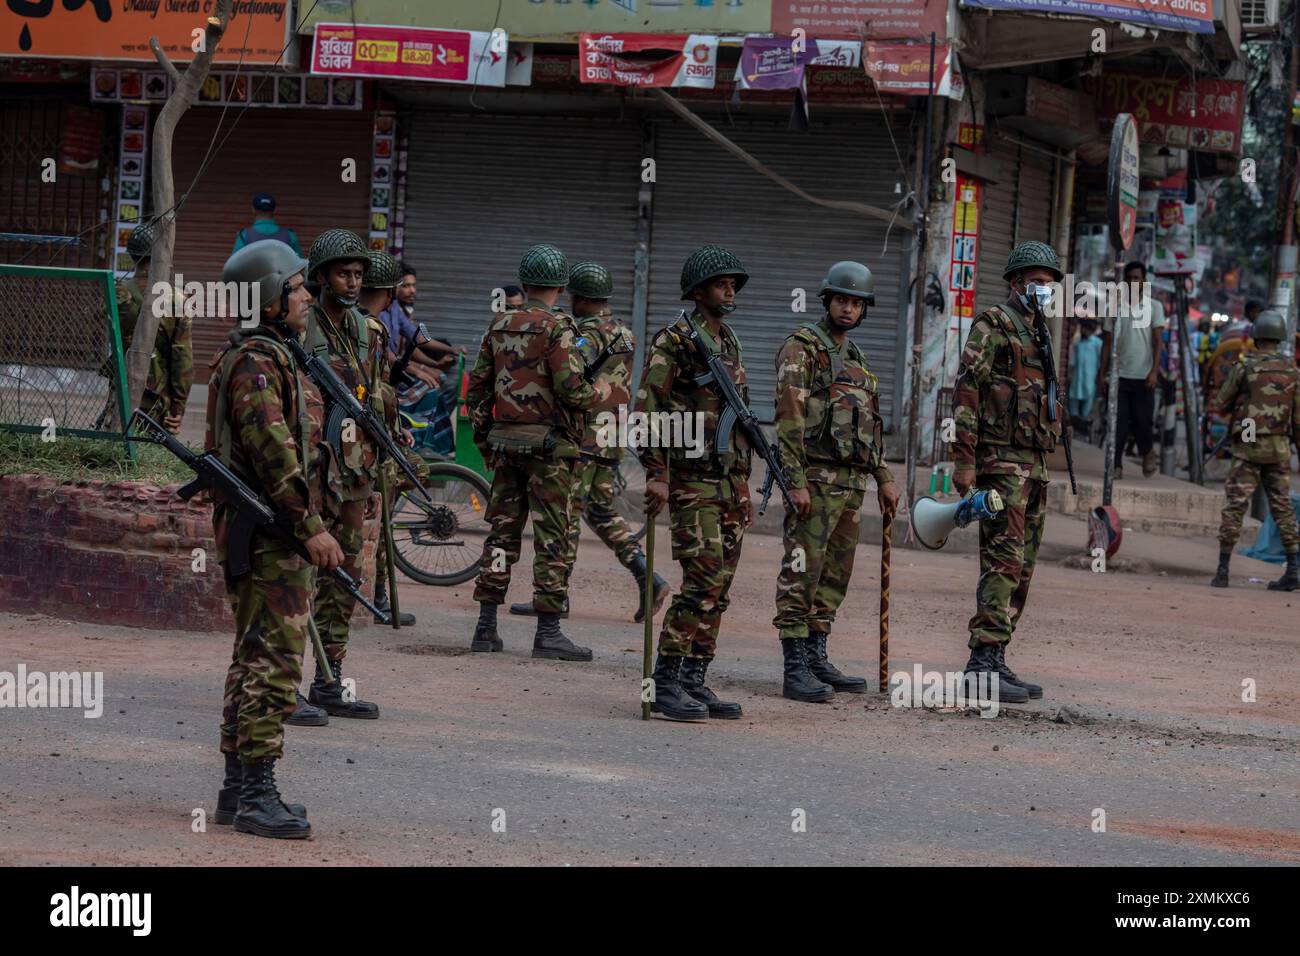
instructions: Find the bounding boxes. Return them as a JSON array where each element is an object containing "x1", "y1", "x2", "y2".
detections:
[{"x1": 149, "y1": 38, "x2": 181, "y2": 85}]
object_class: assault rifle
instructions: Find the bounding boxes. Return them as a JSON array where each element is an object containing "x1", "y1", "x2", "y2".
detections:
[
  {"x1": 680, "y1": 312, "x2": 795, "y2": 516},
  {"x1": 582, "y1": 326, "x2": 634, "y2": 383},
  {"x1": 389, "y1": 322, "x2": 431, "y2": 394},
  {"x1": 129, "y1": 409, "x2": 390, "y2": 626},
  {"x1": 1028, "y1": 298, "x2": 1078, "y2": 495},
  {"x1": 282, "y1": 336, "x2": 433, "y2": 505}
]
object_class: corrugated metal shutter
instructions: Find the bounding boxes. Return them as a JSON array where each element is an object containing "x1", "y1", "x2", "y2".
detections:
[
  {"x1": 974, "y1": 131, "x2": 1056, "y2": 315},
  {"x1": 646, "y1": 113, "x2": 911, "y2": 425},
  {"x1": 402, "y1": 112, "x2": 642, "y2": 357},
  {"x1": 169, "y1": 108, "x2": 373, "y2": 361}
]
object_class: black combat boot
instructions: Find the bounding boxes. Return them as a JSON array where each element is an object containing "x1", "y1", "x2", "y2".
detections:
[
  {"x1": 308, "y1": 660, "x2": 380, "y2": 718},
  {"x1": 995, "y1": 643, "x2": 1043, "y2": 699},
  {"x1": 532, "y1": 612, "x2": 593, "y2": 661},
  {"x1": 628, "y1": 552, "x2": 670, "y2": 623},
  {"x1": 1267, "y1": 551, "x2": 1300, "y2": 591},
  {"x1": 781, "y1": 638, "x2": 835, "y2": 703},
  {"x1": 650, "y1": 654, "x2": 709, "y2": 722},
  {"x1": 215, "y1": 752, "x2": 306, "y2": 826},
  {"x1": 1210, "y1": 551, "x2": 1231, "y2": 588},
  {"x1": 679, "y1": 657, "x2": 742, "y2": 718},
  {"x1": 508, "y1": 598, "x2": 569, "y2": 618},
  {"x1": 470, "y1": 602, "x2": 503, "y2": 652},
  {"x1": 284, "y1": 690, "x2": 329, "y2": 727},
  {"x1": 805, "y1": 630, "x2": 867, "y2": 693},
  {"x1": 232, "y1": 757, "x2": 312, "y2": 840},
  {"x1": 373, "y1": 580, "x2": 415, "y2": 626},
  {"x1": 963, "y1": 642, "x2": 1029, "y2": 704}
]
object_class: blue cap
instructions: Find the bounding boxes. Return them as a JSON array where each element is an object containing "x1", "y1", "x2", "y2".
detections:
[{"x1": 252, "y1": 192, "x2": 276, "y2": 212}]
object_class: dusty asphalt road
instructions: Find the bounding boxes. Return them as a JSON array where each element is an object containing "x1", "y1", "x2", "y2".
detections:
[{"x1": 2, "y1": 518, "x2": 1299, "y2": 867}]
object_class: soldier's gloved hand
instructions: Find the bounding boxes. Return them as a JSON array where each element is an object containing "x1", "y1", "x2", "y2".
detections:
[
  {"x1": 789, "y1": 487, "x2": 812, "y2": 518},
  {"x1": 645, "y1": 480, "x2": 669, "y2": 518},
  {"x1": 877, "y1": 481, "x2": 900, "y2": 516},
  {"x1": 952, "y1": 466, "x2": 975, "y2": 495},
  {"x1": 305, "y1": 531, "x2": 345, "y2": 571}
]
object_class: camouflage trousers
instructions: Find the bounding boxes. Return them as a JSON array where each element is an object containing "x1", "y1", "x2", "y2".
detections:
[
  {"x1": 564, "y1": 456, "x2": 641, "y2": 575},
  {"x1": 1219, "y1": 458, "x2": 1299, "y2": 551},
  {"x1": 658, "y1": 479, "x2": 746, "y2": 659},
  {"x1": 314, "y1": 496, "x2": 366, "y2": 664},
  {"x1": 220, "y1": 547, "x2": 315, "y2": 761},
  {"x1": 473, "y1": 452, "x2": 579, "y2": 614},
  {"x1": 773, "y1": 483, "x2": 864, "y2": 639},
  {"x1": 968, "y1": 474, "x2": 1048, "y2": 647}
]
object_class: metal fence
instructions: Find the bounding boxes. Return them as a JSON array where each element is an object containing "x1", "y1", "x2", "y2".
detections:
[{"x1": 0, "y1": 264, "x2": 131, "y2": 443}]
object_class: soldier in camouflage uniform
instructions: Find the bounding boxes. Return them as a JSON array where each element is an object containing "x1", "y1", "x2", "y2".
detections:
[
  {"x1": 508, "y1": 260, "x2": 669, "y2": 623},
  {"x1": 302, "y1": 228, "x2": 385, "y2": 719},
  {"x1": 104, "y1": 222, "x2": 194, "y2": 432},
  {"x1": 772, "y1": 261, "x2": 899, "y2": 703},
  {"x1": 207, "y1": 239, "x2": 345, "y2": 839},
  {"x1": 952, "y1": 241, "x2": 1067, "y2": 704},
  {"x1": 1210, "y1": 309, "x2": 1300, "y2": 591},
  {"x1": 467, "y1": 244, "x2": 612, "y2": 660},
  {"x1": 638, "y1": 245, "x2": 753, "y2": 723}
]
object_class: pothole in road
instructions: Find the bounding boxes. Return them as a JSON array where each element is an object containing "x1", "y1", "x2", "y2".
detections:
[{"x1": 392, "y1": 644, "x2": 471, "y2": 657}]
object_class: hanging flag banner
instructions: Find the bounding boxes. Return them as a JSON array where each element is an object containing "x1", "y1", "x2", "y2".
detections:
[
  {"x1": 579, "y1": 34, "x2": 719, "y2": 88},
  {"x1": 864, "y1": 43, "x2": 963, "y2": 100},
  {"x1": 735, "y1": 36, "x2": 861, "y2": 91},
  {"x1": 959, "y1": 0, "x2": 1214, "y2": 36},
  {"x1": 311, "y1": 23, "x2": 510, "y2": 87}
]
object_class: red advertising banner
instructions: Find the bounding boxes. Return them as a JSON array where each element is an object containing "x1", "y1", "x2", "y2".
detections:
[
  {"x1": 864, "y1": 42, "x2": 962, "y2": 99},
  {"x1": 1095, "y1": 72, "x2": 1245, "y2": 154},
  {"x1": 772, "y1": 0, "x2": 947, "y2": 40},
  {"x1": 311, "y1": 23, "x2": 507, "y2": 86},
  {"x1": 579, "y1": 34, "x2": 719, "y2": 88}
]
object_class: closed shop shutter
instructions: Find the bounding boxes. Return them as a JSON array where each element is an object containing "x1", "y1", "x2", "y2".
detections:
[
  {"x1": 402, "y1": 111, "x2": 642, "y2": 359},
  {"x1": 169, "y1": 108, "x2": 373, "y2": 362},
  {"x1": 974, "y1": 131, "x2": 1057, "y2": 316},
  {"x1": 646, "y1": 113, "x2": 911, "y2": 426}
]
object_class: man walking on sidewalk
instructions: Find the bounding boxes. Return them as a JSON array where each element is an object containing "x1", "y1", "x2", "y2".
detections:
[{"x1": 1097, "y1": 261, "x2": 1166, "y2": 479}]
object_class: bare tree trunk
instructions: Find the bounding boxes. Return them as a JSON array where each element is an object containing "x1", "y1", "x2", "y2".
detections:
[{"x1": 126, "y1": 1, "x2": 232, "y2": 411}]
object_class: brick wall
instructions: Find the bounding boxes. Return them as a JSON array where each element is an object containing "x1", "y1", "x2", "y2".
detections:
[{"x1": 0, "y1": 474, "x2": 379, "y2": 632}]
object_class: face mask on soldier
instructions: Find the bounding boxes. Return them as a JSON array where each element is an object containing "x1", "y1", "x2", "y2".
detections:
[{"x1": 1020, "y1": 281, "x2": 1053, "y2": 314}]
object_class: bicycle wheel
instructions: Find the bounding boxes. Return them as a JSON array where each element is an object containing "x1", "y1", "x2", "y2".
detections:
[
  {"x1": 612, "y1": 454, "x2": 648, "y2": 543},
  {"x1": 391, "y1": 461, "x2": 491, "y2": 586}
]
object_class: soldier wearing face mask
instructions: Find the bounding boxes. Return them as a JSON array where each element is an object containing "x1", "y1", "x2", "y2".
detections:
[{"x1": 951, "y1": 241, "x2": 1066, "y2": 705}]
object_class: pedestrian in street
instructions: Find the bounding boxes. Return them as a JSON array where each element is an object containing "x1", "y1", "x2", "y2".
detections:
[
  {"x1": 467, "y1": 244, "x2": 612, "y2": 661},
  {"x1": 1210, "y1": 309, "x2": 1300, "y2": 591},
  {"x1": 637, "y1": 245, "x2": 753, "y2": 722},
  {"x1": 508, "y1": 260, "x2": 669, "y2": 623},
  {"x1": 1068, "y1": 317, "x2": 1101, "y2": 430},
  {"x1": 1097, "y1": 261, "x2": 1166, "y2": 479},
  {"x1": 771, "y1": 260, "x2": 898, "y2": 703},
  {"x1": 952, "y1": 241, "x2": 1065, "y2": 704},
  {"x1": 382, "y1": 262, "x2": 460, "y2": 378},
  {"x1": 207, "y1": 239, "x2": 344, "y2": 839},
  {"x1": 232, "y1": 193, "x2": 302, "y2": 256}
]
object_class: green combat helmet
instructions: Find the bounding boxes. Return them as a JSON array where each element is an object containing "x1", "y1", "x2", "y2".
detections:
[
  {"x1": 1252, "y1": 309, "x2": 1287, "y2": 343},
  {"x1": 306, "y1": 228, "x2": 368, "y2": 281},
  {"x1": 568, "y1": 260, "x2": 613, "y2": 300},
  {"x1": 222, "y1": 239, "x2": 308, "y2": 314},
  {"x1": 518, "y1": 243, "x2": 568, "y2": 287},
  {"x1": 1003, "y1": 240, "x2": 1063, "y2": 282},
  {"x1": 820, "y1": 260, "x2": 875, "y2": 305},
  {"x1": 363, "y1": 249, "x2": 401, "y2": 290},
  {"x1": 126, "y1": 221, "x2": 156, "y2": 263},
  {"x1": 680, "y1": 244, "x2": 748, "y2": 300}
]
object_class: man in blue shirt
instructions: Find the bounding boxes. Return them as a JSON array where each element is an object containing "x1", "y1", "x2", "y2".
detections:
[{"x1": 232, "y1": 193, "x2": 302, "y2": 256}]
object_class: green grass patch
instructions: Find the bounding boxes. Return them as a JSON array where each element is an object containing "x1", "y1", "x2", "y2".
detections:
[{"x1": 0, "y1": 429, "x2": 194, "y2": 484}]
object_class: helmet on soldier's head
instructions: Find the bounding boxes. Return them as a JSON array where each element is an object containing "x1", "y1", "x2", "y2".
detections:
[
  {"x1": 1252, "y1": 309, "x2": 1287, "y2": 343},
  {"x1": 680, "y1": 245, "x2": 748, "y2": 300},
  {"x1": 568, "y1": 261, "x2": 613, "y2": 300},
  {"x1": 518, "y1": 244, "x2": 569, "y2": 288},
  {"x1": 819, "y1": 261, "x2": 875, "y2": 305},
  {"x1": 362, "y1": 249, "x2": 401, "y2": 290},
  {"x1": 1002, "y1": 241, "x2": 1063, "y2": 282},
  {"x1": 126, "y1": 222, "x2": 156, "y2": 263},
  {"x1": 306, "y1": 228, "x2": 368, "y2": 281},
  {"x1": 222, "y1": 240, "x2": 308, "y2": 315}
]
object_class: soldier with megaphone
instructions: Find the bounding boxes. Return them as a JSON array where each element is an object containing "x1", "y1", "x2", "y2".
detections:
[{"x1": 950, "y1": 241, "x2": 1067, "y2": 704}]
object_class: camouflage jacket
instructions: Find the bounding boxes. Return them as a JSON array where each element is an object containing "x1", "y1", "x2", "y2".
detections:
[
  {"x1": 1213, "y1": 347, "x2": 1300, "y2": 464},
  {"x1": 574, "y1": 310, "x2": 634, "y2": 460},
  {"x1": 952, "y1": 296, "x2": 1060, "y2": 481},
  {"x1": 466, "y1": 299, "x2": 602, "y2": 460},
  {"x1": 775, "y1": 316, "x2": 893, "y2": 492},
  {"x1": 205, "y1": 326, "x2": 331, "y2": 563},
  {"x1": 634, "y1": 311, "x2": 752, "y2": 500},
  {"x1": 111, "y1": 277, "x2": 193, "y2": 417}
]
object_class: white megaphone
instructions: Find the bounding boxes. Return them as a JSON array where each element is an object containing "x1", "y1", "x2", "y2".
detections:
[{"x1": 911, "y1": 490, "x2": 1005, "y2": 550}]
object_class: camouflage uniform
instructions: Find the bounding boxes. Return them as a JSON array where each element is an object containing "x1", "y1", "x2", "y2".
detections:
[
  {"x1": 773, "y1": 316, "x2": 892, "y2": 638},
  {"x1": 105, "y1": 273, "x2": 193, "y2": 428},
  {"x1": 636, "y1": 312, "x2": 751, "y2": 659},
  {"x1": 1213, "y1": 348, "x2": 1300, "y2": 551},
  {"x1": 953, "y1": 295, "x2": 1061, "y2": 647}
]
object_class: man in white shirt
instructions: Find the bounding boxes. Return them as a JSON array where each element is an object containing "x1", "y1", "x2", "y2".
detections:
[{"x1": 1097, "y1": 261, "x2": 1166, "y2": 478}]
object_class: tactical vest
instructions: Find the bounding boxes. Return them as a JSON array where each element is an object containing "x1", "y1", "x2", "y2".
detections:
[
  {"x1": 577, "y1": 311, "x2": 633, "y2": 458},
  {"x1": 659, "y1": 314, "x2": 749, "y2": 475},
  {"x1": 977, "y1": 305, "x2": 1061, "y2": 452},
  {"x1": 1233, "y1": 351, "x2": 1299, "y2": 436},
  {"x1": 482, "y1": 306, "x2": 583, "y2": 455},
  {"x1": 305, "y1": 304, "x2": 380, "y2": 480},
  {"x1": 796, "y1": 321, "x2": 884, "y2": 471}
]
